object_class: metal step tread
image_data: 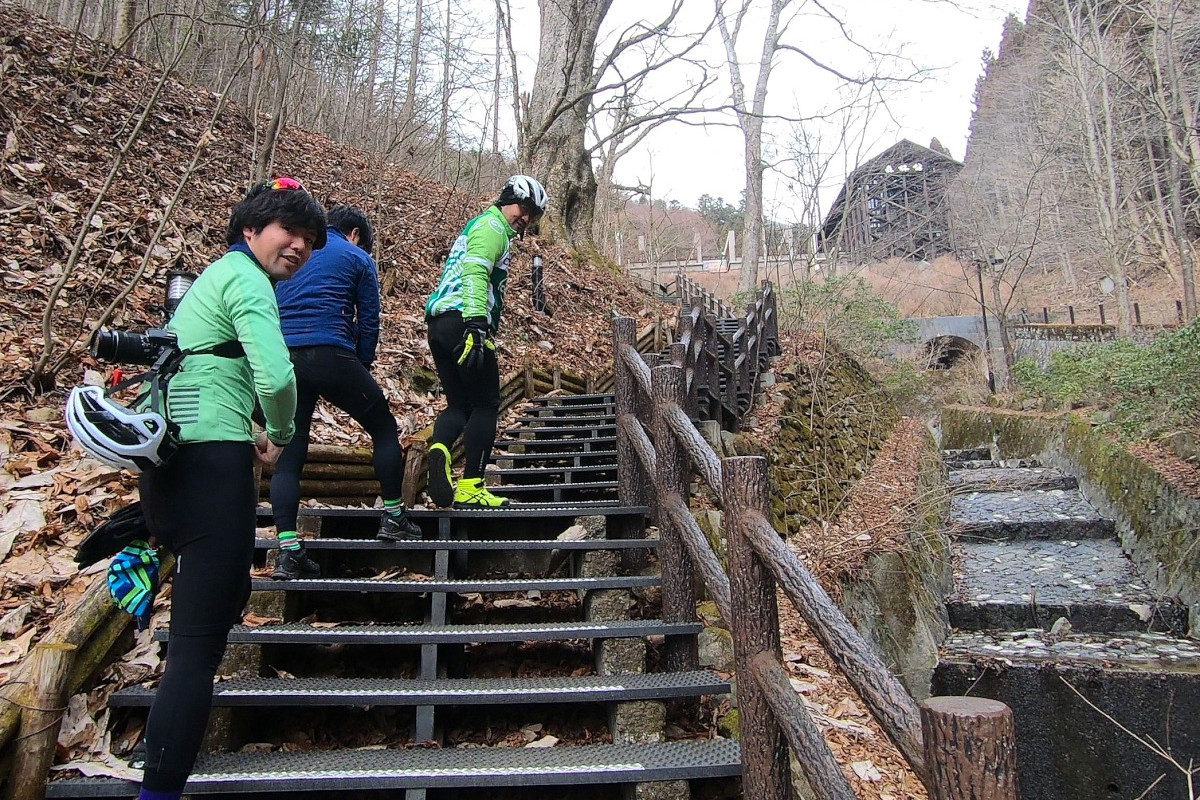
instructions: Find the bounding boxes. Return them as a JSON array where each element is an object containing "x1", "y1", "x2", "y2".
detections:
[
  {"x1": 512, "y1": 414, "x2": 617, "y2": 425},
  {"x1": 154, "y1": 619, "x2": 703, "y2": 645},
  {"x1": 46, "y1": 739, "x2": 740, "y2": 796},
  {"x1": 489, "y1": 480, "x2": 618, "y2": 493},
  {"x1": 503, "y1": 424, "x2": 618, "y2": 436},
  {"x1": 939, "y1": 629, "x2": 1200, "y2": 673},
  {"x1": 513, "y1": 407, "x2": 614, "y2": 419},
  {"x1": 252, "y1": 574, "x2": 660, "y2": 593},
  {"x1": 525, "y1": 393, "x2": 615, "y2": 405},
  {"x1": 493, "y1": 436, "x2": 617, "y2": 449},
  {"x1": 515, "y1": 404, "x2": 616, "y2": 416},
  {"x1": 109, "y1": 670, "x2": 730, "y2": 708},
  {"x1": 257, "y1": 504, "x2": 644, "y2": 521},
  {"x1": 255, "y1": 537, "x2": 658, "y2": 552},
  {"x1": 948, "y1": 539, "x2": 1187, "y2": 634},
  {"x1": 491, "y1": 464, "x2": 616, "y2": 478},
  {"x1": 492, "y1": 450, "x2": 617, "y2": 463}
]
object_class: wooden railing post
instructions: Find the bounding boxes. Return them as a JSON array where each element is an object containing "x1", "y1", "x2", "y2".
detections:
[
  {"x1": 652, "y1": 364, "x2": 698, "y2": 673},
  {"x1": 921, "y1": 697, "x2": 1018, "y2": 800},
  {"x1": 722, "y1": 456, "x2": 789, "y2": 800},
  {"x1": 523, "y1": 363, "x2": 535, "y2": 400},
  {"x1": 612, "y1": 317, "x2": 650, "y2": 566},
  {"x1": 763, "y1": 281, "x2": 779, "y2": 356}
]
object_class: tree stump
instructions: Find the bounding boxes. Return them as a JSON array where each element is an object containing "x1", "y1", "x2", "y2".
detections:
[{"x1": 4, "y1": 643, "x2": 77, "y2": 800}]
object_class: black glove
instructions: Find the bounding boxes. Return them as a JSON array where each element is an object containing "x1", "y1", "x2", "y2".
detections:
[{"x1": 455, "y1": 316, "x2": 495, "y2": 370}]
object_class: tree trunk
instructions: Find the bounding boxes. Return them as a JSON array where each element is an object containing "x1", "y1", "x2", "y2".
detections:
[
  {"x1": 115, "y1": 0, "x2": 136, "y2": 52},
  {"x1": 255, "y1": 0, "x2": 307, "y2": 182},
  {"x1": 522, "y1": 0, "x2": 613, "y2": 250},
  {"x1": 402, "y1": 0, "x2": 424, "y2": 138},
  {"x1": 438, "y1": 0, "x2": 452, "y2": 180},
  {"x1": 739, "y1": 116, "x2": 764, "y2": 293},
  {"x1": 363, "y1": 0, "x2": 384, "y2": 147}
]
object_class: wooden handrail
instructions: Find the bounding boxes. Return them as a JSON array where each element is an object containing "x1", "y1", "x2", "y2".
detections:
[
  {"x1": 748, "y1": 651, "x2": 858, "y2": 800},
  {"x1": 619, "y1": 343, "x2": 652, "y2": 402},
  {"x1": 610, "y1": 310, "x2": 1014, "y2": 799},
  {"x1": 661, "y1": 496, "x2": 732, "y2": 622},
  {"x1": 663, "y1": 402, "x2": 722, "y2": 496},
  {"x1": 742, "y1": 510, "x2": 926, "y2": 777},
  {"x1": 617, "y1": 414, "x2": 656, "y2": 478}
]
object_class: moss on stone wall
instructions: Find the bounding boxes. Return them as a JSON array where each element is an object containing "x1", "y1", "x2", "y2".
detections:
[
  {"x1": 942, "y1": 405, "x2": 1200, "y2": 617},
  {"x1": 770, "y1": 346, "x2": 899, "y2": 532}
]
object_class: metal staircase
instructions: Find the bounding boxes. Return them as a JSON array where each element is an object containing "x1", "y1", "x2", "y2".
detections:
[{"x1": 47, "y1": 394, "x2": 739, "y2": 797}]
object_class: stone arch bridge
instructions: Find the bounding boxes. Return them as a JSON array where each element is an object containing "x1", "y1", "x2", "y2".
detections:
[{"x1": 901, "y1": 315, "x2": 1008, "y2": 383}]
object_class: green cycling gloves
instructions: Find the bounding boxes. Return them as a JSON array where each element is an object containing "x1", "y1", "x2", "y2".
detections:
[
  {"x1": 107, "y1": 540, "x2": 160, "y2": 631},
  {"x1": 455, "y1": 316, "x2": 495, "y2": 370}
]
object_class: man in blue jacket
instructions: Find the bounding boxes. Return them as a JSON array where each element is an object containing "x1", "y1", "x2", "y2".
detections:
[{"x1": 270, "y1": 206, "x2": 422, "y2": 579}]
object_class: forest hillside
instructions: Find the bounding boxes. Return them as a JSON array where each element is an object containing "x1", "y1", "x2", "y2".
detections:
[{"x1": 0, "y1": 0, "x2": 669, "y2": 662}]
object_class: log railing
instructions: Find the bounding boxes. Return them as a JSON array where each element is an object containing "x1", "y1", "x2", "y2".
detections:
[
  {"x1": 610, "y1": 313, "x2": 1018, "y2": 800},
  {"x1": 673, "y1": 275, "x2": 779, "y2": 430},
  {"x1": 678, "y1": 272, "x2": 732, "y2": 319}
]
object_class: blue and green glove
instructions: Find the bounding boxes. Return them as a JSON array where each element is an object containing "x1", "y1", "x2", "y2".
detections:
[
  {"x1": 106, "y1": 540, "x2": 160, "y2": 631},
  {"x1": 455, "y1": 316, "x2": 495, "y2": 371}
]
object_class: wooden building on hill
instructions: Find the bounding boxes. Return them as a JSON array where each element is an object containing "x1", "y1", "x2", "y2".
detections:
[{"x1": 818, "y1": 139, "x2": 963, "y2": 262}]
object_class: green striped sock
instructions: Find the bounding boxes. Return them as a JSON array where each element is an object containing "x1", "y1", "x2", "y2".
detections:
[
  {"x1": 383, "y1": 499, "x2": 403, "y2": 515},
  {"x1": 278, "y1": 531, "x2": 301, "y2": 551}
]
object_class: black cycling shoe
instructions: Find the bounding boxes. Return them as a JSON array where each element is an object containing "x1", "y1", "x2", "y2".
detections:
[
  {"x1": 272, "y1": 546, "x2": 321, "y2": 580},
  {"x1": 377, "y1": 511, "x2": 422, "y2": 542}
]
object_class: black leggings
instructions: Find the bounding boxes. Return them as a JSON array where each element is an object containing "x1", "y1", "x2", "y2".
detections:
[
  {"x1": 270, "y1": 346, "x2": 405, "y2": 532},
  {"x1": 137, "y1": 442, "x2": 256, "y2": 792},
  {"x1": 428, "y1": 311, "x2": 500, "y2": 479}
]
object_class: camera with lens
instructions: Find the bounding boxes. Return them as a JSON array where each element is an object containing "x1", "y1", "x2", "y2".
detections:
[
  {"x1": 90, "y1": 328, "x2": 179, "y2": 366},
  {"x1": 89, "y1": 271, "x2": 197, "y2": 367}
]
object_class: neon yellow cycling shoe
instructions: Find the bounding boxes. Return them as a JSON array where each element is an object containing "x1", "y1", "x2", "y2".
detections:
[
  {"x1": 426, "y1": 442, "x2": 454, "y2": 507},
  {"x1": 453, "y1": 477, "x2": 511, "y2": 508}
]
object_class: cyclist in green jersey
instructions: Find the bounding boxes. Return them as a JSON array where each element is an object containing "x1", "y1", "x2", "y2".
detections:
[
  {"x1": 424, "y1": 175, "x2": 548, "y2": 508},
  {"x1": 133, "y1": 178, "x2": 324, "y2": 800}
]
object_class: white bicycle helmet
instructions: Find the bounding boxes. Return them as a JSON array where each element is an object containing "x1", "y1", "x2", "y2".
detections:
[
  {"x1": 65, "y1": 385, "x2": 175, "y2": 474},
  {"x1": 498, "y1": 175, "x2": 549, "y2": 216}
]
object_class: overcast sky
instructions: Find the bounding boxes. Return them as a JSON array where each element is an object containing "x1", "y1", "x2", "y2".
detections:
[{"x1": 487, "y1": 0, "x2": 1029, "y2": 220}]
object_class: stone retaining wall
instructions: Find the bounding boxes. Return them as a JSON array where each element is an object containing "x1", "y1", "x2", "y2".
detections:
[
  {"x1": 837, "y1": 429, "x2": 952, "y2": 700},
  {"x1": 769, "y1": 349, "x2": 899, "y2": 530}
]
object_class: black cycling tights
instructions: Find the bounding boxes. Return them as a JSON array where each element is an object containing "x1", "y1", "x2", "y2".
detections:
[
  {"x1": 270, "y1": 346, "x2": 405, "y2": 532},
  {"x1": 427, "y1": 311, "x2": 501, "y2": 479},
  {"x1": 137, "y1": 442, "x2": 256, "y2": 793}
]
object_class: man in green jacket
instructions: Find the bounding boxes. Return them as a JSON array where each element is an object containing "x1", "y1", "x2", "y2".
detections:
[
  {"x1": 424, "y1": 175, "x2": 548, "y2": 508},
  {"x1": 135, "y1": 178, "x2": 324, "y2": 800}
]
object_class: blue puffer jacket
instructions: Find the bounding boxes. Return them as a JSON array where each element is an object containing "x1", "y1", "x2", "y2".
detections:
[{"x1": 275, "y1": 228, "x2": 381, "y2": 366}]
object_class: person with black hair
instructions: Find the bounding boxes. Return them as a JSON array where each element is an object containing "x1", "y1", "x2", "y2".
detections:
[
  {"x1": 425, "y1": 175, "x2": 548, "y2": 508},
  {"x1": 269, "y1": 205, "x2": 421, "y2": 576},
  {"x1": 133, "y1": 177, "x2": 324, "y2": 800}
]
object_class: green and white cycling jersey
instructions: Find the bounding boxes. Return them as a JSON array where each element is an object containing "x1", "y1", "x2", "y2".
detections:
[
  {"x1": 425, "y1": 205, "x2": 516, "y2": 333},
  {"x1": 161, "y1": 250, "x2": 297, "y2": 446}
]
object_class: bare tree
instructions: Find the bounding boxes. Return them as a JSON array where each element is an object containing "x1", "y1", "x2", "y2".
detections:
[
  {"x1": 521, "y1": 0, "x2": 713, "y2": 253},
  {"x1": 713, "y1": 0, "x2": 924, "y2": 293}
]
